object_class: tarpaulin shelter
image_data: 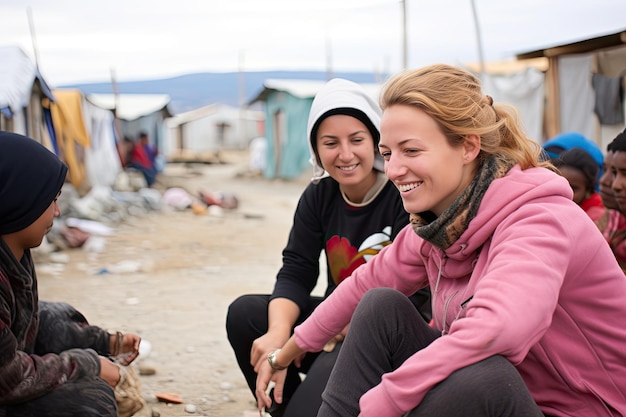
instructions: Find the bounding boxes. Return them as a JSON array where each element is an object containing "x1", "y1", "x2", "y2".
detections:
[
  {"x1": 0, "y1": 45, "x2": 55, "y2": 145},
  {"x1": 465, "y1": 58, "x2": 548, "y2": 144},
  {"x1": 49, "y1": 89, "x2": 122, "y2": 193},
  {"x1": 517, "y1": 28, "x2": 626, "y2": 151},
  {"x1": 164, "y1": 103, "x2": 264, "y2": 162},
  {"x1": 86, "y1": 93, "x2": 172, "y2": 156}
]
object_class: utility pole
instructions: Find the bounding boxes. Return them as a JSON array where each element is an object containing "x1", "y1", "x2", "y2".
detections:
[
  {"x1": 27, "y1": 7, "x2": 41, "y2": 70},
  {"x1": 238, "y1": 49, "x2": 247, "y2": 155},
  {"x1": 326, "y1": 34, "x2": 333, "y2": 81},
  {"x1": 470, "y1": 0, "x2": 486, "y2": 78},
  {"x1": 401, "y1": 0, "x2": 408, "y2": 70}
]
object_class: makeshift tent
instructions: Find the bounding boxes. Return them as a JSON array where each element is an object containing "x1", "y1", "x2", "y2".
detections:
[
  {"x1": 50, "y1": 89, "x2": 122, "y2": 191},
  {"x1": 465, "y1": 58, "x2": 548, "y2": 143},
  {"x1": 0, "y1": 45, "x2": 55, "y2": 145},
  {"x1": 165, "y1": 103, "x2": 264, "y2": 162},
  {"x1": 517, "y1": 28, "x2": 626, "y2": 151},
  {"x1": 86, "y1": 93, "x2": 172, "y2": 156}
]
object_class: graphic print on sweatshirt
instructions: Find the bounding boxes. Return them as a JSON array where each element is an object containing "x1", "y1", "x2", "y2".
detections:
[{"x1": 326, "y1": 226, "x2": 392, "y2": 285}]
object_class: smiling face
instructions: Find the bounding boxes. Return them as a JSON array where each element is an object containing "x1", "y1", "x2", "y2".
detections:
[
  {"x1": 315, "y1": 114, "x2": 377, "y2": 203},
  {"x1": 379, "y1": 104, "x2": 480, "y2": 216}
]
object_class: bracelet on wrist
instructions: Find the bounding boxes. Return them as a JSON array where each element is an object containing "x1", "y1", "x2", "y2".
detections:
[
  {"x1": 267, "y1": 349, "x2": 287, "y2": 371},
  {"x1": 108, "y1": 330, "x2": 124, "y2": 356}
]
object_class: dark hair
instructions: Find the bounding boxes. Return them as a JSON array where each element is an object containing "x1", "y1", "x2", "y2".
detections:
[
  {"x1": 609, "y1": 128, "x2": 626, "y2": 153},
  {"x1": 555, "y1": 147, "x2": 598, "y2": 191},
  {"x1": 310, "y1": 107, "x2": 379, "y2": 166}
]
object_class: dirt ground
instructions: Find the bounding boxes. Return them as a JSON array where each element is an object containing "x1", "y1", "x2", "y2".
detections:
[{"x1": 35, "y1": 151, "x2": 315, "y2": 417}]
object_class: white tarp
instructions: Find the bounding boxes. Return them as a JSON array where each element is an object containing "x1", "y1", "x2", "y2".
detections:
[
  {"x1": 82, "y1": 99, "x2": 122, "y2": 187},
  {"x1": 86, "y1": 93, "x2": 171, "y2": 121},
  {"x1": 481, "y1": 67, "x2": 546, "y2": 143},
  {"x1": 558, "y1": 54, "x2": 595, "y2": 140},
  {"x1": 0, "y1": 46, "x2": 36, "y2": 112}
]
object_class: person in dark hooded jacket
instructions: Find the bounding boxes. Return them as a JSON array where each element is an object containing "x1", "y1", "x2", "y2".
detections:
[{"x1": 0, "y1": 131, "x2": 141, "y2": 416}]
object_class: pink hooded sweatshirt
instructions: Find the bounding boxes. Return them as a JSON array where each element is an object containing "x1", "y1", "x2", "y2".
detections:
[{"x1": 295, "y1": 165, "x2": 626, "y2": 417}]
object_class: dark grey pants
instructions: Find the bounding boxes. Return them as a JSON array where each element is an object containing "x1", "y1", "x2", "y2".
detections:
[
  {"x1": 0, "y1": 377, "x2": 116, "y2": 417},
  {"x1": 318, "y1": 288, "x2": 544, "y2": 417}
]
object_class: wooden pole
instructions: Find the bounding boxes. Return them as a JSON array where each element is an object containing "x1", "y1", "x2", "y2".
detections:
[{"x1": 111, "y1": 68, "x2": 126, "y2": 165}]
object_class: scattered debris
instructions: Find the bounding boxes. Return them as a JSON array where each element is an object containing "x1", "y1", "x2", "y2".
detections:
[{"x1": 156, "y1": 393, "x2": 183, "y2": 404}]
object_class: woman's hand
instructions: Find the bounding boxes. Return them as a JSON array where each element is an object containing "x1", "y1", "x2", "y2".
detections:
[
  {"x1": 99, "y1": 357, "x2": 121, "y2": 387},
  {"x1": 255, "y1": 337, "x2": 304, "y2": 414},
  {"x1": 110, "y1": 332, "x2": 141, "y2": 365},
  {"x1": 251, "y1": 331, "x2": 290, "y2": 373},
  {"x1": 255, "y1": 355, "x2": 287, "y2": 414}
]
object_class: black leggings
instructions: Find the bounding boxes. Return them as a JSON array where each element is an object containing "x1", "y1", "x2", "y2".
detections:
[
  {"x1": 226, "y1": 294, "x2": 337, "y2": 417},
  {"x1": 318, "y1": 288, "x2": 544, "y2": 417}
]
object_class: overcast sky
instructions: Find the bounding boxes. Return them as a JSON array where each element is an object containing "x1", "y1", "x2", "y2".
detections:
[{"x1": 2, "y1": 0, "x2": 625, "y2": 87}]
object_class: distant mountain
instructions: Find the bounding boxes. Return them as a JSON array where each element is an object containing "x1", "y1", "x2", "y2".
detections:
[{"x1": 60, "y1": 70, "x2": 387, "y2": 115}]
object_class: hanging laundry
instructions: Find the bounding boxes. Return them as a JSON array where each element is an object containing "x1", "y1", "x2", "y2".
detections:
[{"x1": 591, "y1": 72, "x2": 624, "y2": 125}]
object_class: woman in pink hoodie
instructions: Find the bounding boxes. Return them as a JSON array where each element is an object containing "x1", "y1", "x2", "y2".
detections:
[{"x1": 255, "y1": 64, "x2": 626, "y2": 417}]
